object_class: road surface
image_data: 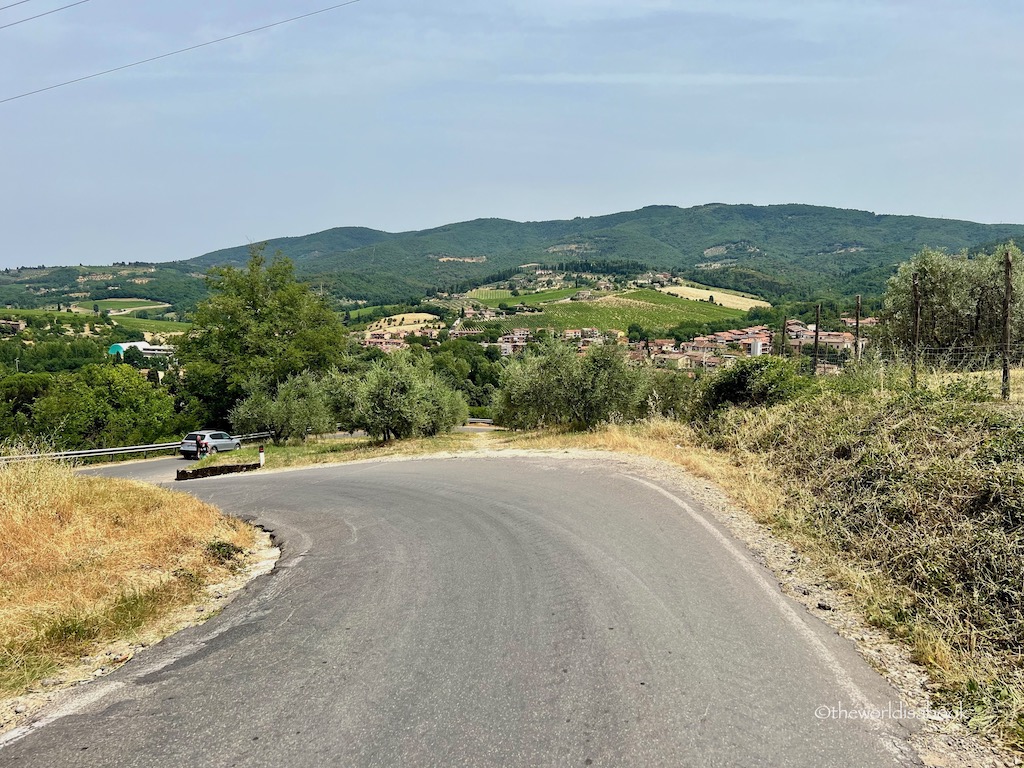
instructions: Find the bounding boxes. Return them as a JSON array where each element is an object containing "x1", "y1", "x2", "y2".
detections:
[{"x1": 3, "y1": 454, "x2": 921, "y2": 766}]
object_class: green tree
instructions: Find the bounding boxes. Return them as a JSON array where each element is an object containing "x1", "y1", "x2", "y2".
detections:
[
  {"x1": 881, "y1": 243, "x2": 1024, "y2": 350},
  {"x1": 176, "y1": 243, "x2": 350, "y2": 422},
  {"x1": 496, "y1": 341, "x2": 650, "y2": 430},
  {"x1": 30, "y1": 364, "x2": 179, "y2": 449},
  {"x1": 355, "y1": 352, "x2": 467, "y2": 441},
  {"x1": 122, "y1": 346, "x2": 146, "y2": 369},
  {"x1": 229, "y1": 371, "x2": 334, "y2": 444}
]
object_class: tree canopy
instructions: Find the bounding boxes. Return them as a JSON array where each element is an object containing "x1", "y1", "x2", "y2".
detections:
[{"x1": 175, "y1": 244, "x2": 350, "y2": 423}]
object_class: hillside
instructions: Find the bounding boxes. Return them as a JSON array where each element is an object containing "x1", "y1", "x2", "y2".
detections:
[
  {"x1": 183, "y1": 204, "x2": 1024, "y2": 304},
  {"x1": 4, "y1": 204, "x2": 1023, "y2": 312}
]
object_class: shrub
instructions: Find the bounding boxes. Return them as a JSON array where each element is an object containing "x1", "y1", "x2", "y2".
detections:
[
  {"x1": 691, "y1": 356, "x2": 807, "y2": 419},
  {"x1": 495, "y1": 341, "x2": 652, "y2": 430}
]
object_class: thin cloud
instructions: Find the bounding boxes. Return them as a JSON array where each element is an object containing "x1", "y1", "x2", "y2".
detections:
[{"x1": 506, "y1": 72, "x2": 851, "y2": 86}]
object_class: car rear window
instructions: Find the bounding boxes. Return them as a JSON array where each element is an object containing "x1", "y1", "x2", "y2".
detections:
[{"x1": 184, "y1": 433, "x2": 200, "y2": 441}]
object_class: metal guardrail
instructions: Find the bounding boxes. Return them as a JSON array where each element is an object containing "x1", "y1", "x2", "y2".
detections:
[
  {"x1": 466, "y1": 418, "x2": 494, "y2": 425},
  {"x1": 0, "y1": 432, "x2": 273, "y2": 463}
]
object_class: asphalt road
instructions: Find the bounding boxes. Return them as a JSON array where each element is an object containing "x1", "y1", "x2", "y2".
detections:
[{"x1": 3, "y1": 455, "x2": 921, "y2": 767}]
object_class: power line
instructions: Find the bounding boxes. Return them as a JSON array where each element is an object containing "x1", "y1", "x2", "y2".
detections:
[
  {"x1": 0, "y1": 0, "x2": 90, "y2": 31},
  {"x1": 1, "y1": 0, "x2": 363, "y2": 105},
  {"x1": 0, "y1": 1, "x2": 38, "y2": 12}
]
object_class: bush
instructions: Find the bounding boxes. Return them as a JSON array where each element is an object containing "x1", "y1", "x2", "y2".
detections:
[
  {"x1": 354, "y1": 352, "x2": 467, "y2": 441},
  {"x1": 691, "y1": 356, "x2": 807, "y2": 419},
  {"x1": 229, "y1": 372, "x2": 334, "y2": 444},
  {"x1": 495, "y1": 341, "x2": 652, "y2": 430}
]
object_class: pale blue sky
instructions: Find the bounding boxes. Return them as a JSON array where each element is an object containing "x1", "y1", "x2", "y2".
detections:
[{"x1": 1, "y1": 0, "x2": 1021, "y2": 268}]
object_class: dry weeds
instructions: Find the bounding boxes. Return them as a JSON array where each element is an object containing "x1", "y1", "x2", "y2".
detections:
[{"x1": 0, "y1": 457, "x2": 255, "y2": 695}]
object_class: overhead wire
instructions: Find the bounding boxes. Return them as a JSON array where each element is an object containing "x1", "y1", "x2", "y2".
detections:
[
  {"x1": 1, "y1": 0, "x2": 363, "y2": 105},
  {"x1": 0, "y1": 1, "x2": 38, "y2": 12},
  {"x1": 0, "y1": 0, "x2": 90, "y2": 31}
]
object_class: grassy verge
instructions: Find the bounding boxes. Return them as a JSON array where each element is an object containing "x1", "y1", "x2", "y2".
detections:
[
  {"x1": 195, "y1": 432, "x2": 478, "y2": 471},
  {"x1": 0, "y1": 458, "x2": 255, "y2": 695}
]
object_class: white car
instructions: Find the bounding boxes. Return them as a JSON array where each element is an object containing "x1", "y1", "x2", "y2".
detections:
[{"x1": 180, "y1": 430, "x2": 241, "y2": 459}]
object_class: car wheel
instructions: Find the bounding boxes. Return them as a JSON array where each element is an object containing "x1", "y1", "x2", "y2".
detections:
[
  {"x1": 234, "y1": 442, "x2": 241, "y2": 451},
  {"x1": 209, "y1": 447, "x2": 218, "y2": 454}
]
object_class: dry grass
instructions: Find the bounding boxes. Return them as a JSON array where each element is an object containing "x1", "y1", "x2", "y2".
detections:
[
  {"x1": 0, "y1": 458, "x2": 255, "y2": 694},
  {"x1": 659, "y1": 284, "x2": 771, "y2": 311}
]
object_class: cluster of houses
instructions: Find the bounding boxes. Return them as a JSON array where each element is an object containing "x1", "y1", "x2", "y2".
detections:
[
  {"x1": 356, "y1": 314, "x2": 875, "y2": 374},
  {"x1": 0, "y1": 318, "x2": 27, "y2": 335}
]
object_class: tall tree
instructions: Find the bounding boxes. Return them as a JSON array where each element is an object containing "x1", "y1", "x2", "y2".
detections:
[{"x1": 175, "y1": 244, "x2": 349, "y2": 423}]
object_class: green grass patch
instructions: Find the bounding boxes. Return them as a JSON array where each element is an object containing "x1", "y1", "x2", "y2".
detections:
[
  {"x1": 113, "y1": 316, "x2": 191, "y2": 333},
  {"x1": 466, "y1": 289, "x2": 513, "y2": 300},
  {"x1": 197, "y1": 433, "x2": 477, "y2": 471},
  {"x1": 486, "y1": 295, "x2": 742, "y2": 332}
]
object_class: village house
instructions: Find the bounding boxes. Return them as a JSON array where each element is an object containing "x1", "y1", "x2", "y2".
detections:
[
  {"x1": 649, "y1": 339, "x2": 678, "y2": 354},
  {"x1": 107, "y1": 341, "x2": 173, "y2": 358},
  {"x1": 653, "y1": 352, "x2": 687, "y2": 370},
  {"x1": 840, "y1": 316, "x2": 880, "y2": 328},
  {"x1": 785, "y1": 320, "x2": 861, "y2": 355}
]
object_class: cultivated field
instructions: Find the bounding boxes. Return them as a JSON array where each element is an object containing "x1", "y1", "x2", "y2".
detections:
[
  {"x1": 466, "y1": 289, "x2": 513, "y2": 300},
  {"x1": 471, "y1": 287, "x2": 595, "y2": 308},
  {"x1": 474, "y1": 289, "x2": 742, "y2": 332},
  {"x1": 366, "y1": 312, "x2": 444, "y2": 335},
  {"x1": 72, "y1": 299, "x2": 171, "y2": 314},
  {"x1": 0, "y1": 307, "x2": 188, "y2": 334},
  {"x1": 113, "y1": 316, "x2": 190, "y2": 334},
  {"x1": 659, "y1": 283, "x2": 770, "y2": 311}
]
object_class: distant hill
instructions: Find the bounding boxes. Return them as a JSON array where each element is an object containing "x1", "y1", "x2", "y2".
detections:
[
  {"x1": 6, "y1": 205, "x2": 1022, "y2": 313},
  {"x1": 183, "y1": 204, "x2": 1024, "y2": 305}
]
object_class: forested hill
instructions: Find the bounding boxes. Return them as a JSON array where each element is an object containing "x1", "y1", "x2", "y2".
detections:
[{"x1": 189, "y1": 204, "x2": 1024, "y2": 304}]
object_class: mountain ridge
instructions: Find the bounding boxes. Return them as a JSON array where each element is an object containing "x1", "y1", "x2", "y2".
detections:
[{"x1": 182, "y1": 203, "x2": 1024, "y2": 304}]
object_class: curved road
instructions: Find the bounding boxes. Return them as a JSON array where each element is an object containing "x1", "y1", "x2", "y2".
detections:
[{"x1": 3, "y1": 455, "x2": 920, "y2": 766}]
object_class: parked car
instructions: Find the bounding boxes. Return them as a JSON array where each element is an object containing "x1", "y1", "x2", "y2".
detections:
[{"x1": 180, "y1": 430, "x2": 241, "y2": 459}]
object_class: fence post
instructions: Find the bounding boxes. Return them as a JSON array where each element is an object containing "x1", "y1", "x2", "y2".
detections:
[
  {"x1": 1003, "y1": 248, "x2": 1013, "y2": 401},
  {"x1": 855, "y1": 294, "x2": 862, "y2": 362},
  {"x1": 912, "y1": 272, "x2": 921, "y2": 390},
  {"x1": 812, "y1": 304, "x2": 821, "y2": 376}
]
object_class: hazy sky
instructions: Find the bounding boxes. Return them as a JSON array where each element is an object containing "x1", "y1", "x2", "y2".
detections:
[{"x1": 1, "y1": 0, "x2": 1021, "y2": 268}]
